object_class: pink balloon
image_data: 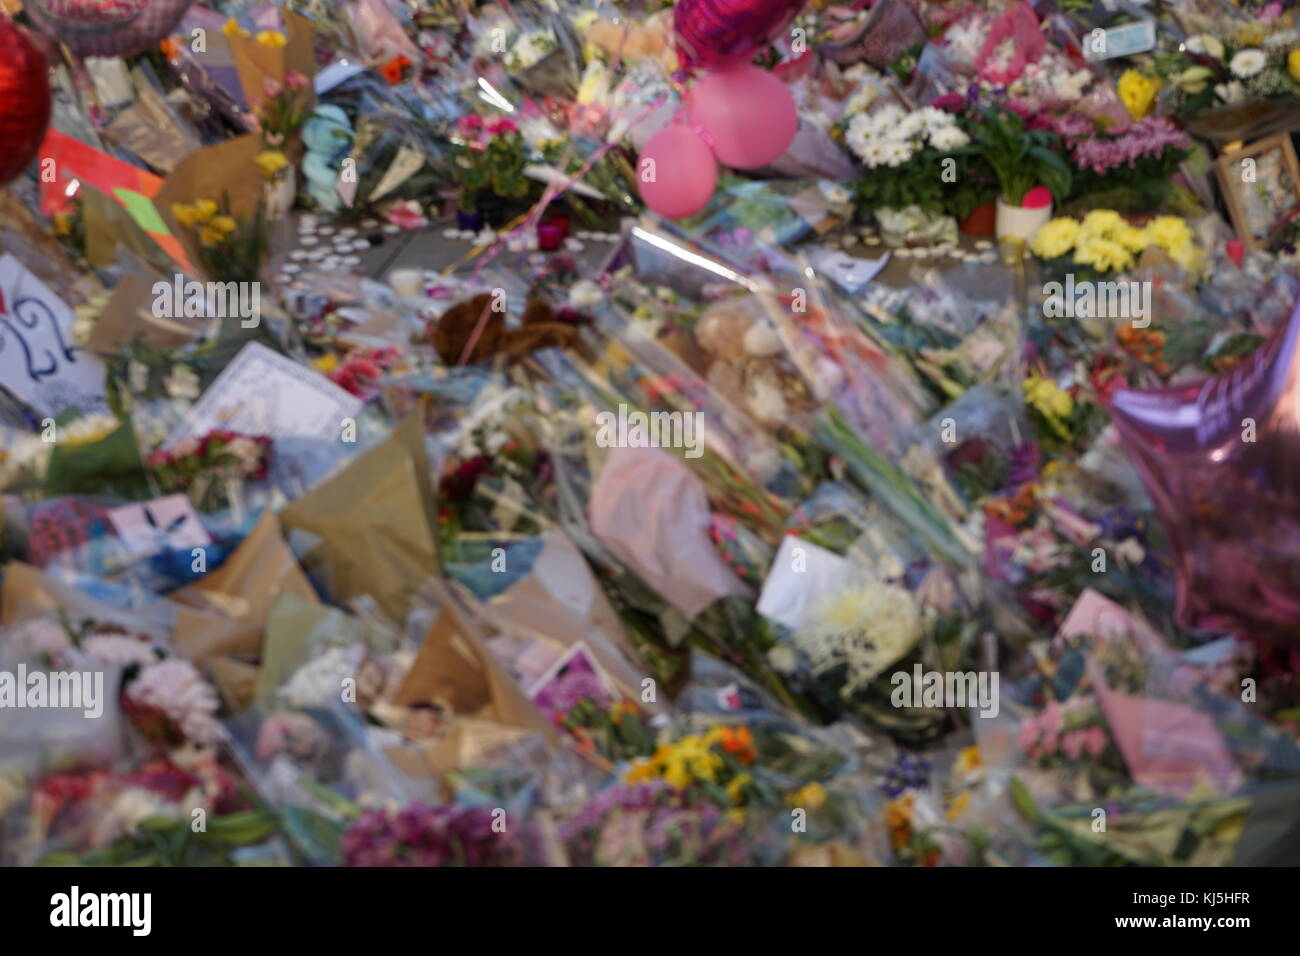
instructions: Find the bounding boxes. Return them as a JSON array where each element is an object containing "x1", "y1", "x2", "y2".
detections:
[
  {"x1": 686, "y1": 64, "x2": 798, "y2": 170},
  {"x1": 674, "y1": 0, "x2": 805, "y2": 70},
  {"x1": 636, "y1": 125, "x2": 718, "y2": 220}
]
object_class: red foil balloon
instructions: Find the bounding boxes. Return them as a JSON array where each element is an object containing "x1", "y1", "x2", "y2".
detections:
[
  {"x1": 1109, "y1": 297, "x2": 1300, "y2": 640},
  {"x1": 674, "y1": 0, "x2": 806, "y2": 69},
  {"x1": 0, "y1": 19, "x2": 52, "y2": 187}
]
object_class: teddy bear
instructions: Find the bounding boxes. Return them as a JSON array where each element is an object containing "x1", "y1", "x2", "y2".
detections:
[{"x1": 692, "y1": 296, "x2": 816, "y2": 433}]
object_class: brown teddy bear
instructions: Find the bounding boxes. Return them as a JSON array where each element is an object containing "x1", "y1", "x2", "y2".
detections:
[{"x1": 693, "y1": 296, "x2": 815, "y2": 432}]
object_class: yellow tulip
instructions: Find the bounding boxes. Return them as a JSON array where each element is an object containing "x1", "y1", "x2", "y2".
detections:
[
  {"x1": 253, "y1": 150, "x2": 290, "y2": 179},
  {"x1": 222, "y1": 18, "x2": 249, "y2": 39},
  {"x1": 192, "y1": 199, "x2": 218, "y2": 222},
  {"x1": 255, "y1": 30, "x2": 287, "y2": 48},
  {"x1": 210, "y1": 215, "x2": 238, "y2": 235}
]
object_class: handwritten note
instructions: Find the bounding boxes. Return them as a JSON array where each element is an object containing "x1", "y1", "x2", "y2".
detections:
[{"x1": 0, "y1": 254, "x2": 109, "y2": 419}]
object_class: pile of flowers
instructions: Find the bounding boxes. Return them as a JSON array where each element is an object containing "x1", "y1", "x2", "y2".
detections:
[{"x1": 1030, "y1": 210, "x2": 1204, "y2": 275}]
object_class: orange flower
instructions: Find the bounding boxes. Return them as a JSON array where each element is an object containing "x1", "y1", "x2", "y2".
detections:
[
  {"x1": 718, "y1": 726, "x2": 756, "y2": 764},
  {"x1": 885, "y1": 793, "x2": 916, "y2": 852},
  {"x1": 380, "y1": 55, "x2": 411, "y2": 85},
  {"x1": 160, "y1": 36, "x2": 181, "y2": 60}
]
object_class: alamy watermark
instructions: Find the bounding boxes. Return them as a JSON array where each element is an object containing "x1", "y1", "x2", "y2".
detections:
[
  {"x1": 890, "y1": 664, "x2": 1000, "y2": 718},
  {"x1": 50, "y1": 886, "x2": 151, "y2": 936},
  {"x1": 0, "y1": 664, "x2": 103, "y2": 718},
  {"x1": 594, "y1": 404, "x2": 704, "y2": 459},
  {"x1": 1043, "y1": 275, "x2": 1151, "y2": 328},
  {"x1": 152, "y1": 274, "x2": 261, "y2": 327}
]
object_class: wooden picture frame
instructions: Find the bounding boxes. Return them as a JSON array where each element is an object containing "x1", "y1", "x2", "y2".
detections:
[{"x1": 1214, "y1": 133, "x2": 1300, "y2": 250}]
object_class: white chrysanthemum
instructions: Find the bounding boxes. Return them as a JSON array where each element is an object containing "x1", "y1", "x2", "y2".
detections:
[
  {"x1": 1264, "y1": 29, "x2": 1299, "y2": 49},
  {"x1": 794, "y1": 579, "x2": 922, "y2": 697},
  {"x1": 896, "y1": 112, "x2": 925, "y2": 138},
  {"x1": 928, "y1": 124, "x2": 969, "y2": 151},
  {"x1": 1229, "y1": 49, "x2": 1267, "y2": 78},
  {"x1": 880, "y1": 140, "x2": 914, "y2": 167},
  {"x1": 126, "y1": 659, "x2": 225, "y2": 744},
  {"x1": 281, "y1": 646, "x2": 361, "y2": 709}
]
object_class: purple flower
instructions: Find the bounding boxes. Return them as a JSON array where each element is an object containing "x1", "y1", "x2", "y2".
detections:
[{"x1": 342, "y1": 804, "x2": 522, "y2": 867}]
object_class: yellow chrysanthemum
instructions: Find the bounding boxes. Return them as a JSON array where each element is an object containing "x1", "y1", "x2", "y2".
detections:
[
  {"x1": 255, "y1": 30, "x2": 287, "y2": 48},
  {"x1": 222, "y1": 18, "x2": 249, "y2": 39},
  {"x1": 663, "y1": 759, "x2": 692, "y2": 791},
  {"x1": 788, "y1": 782, "x2": 828, "y2": 811},
  {"x1": 1144, "y1": 215, "x2": 1193, "y2": 253},
  {"x1": 1074, "y1": 236, "x2": 1134, "y2": 274},
  {"x1": 1168, "y1": 239, "x2": 1205, "y2": 276},
  {"x1": 1078, "y1": 209, "x2": 1126, "y2": 240},
  {"x1": 1114, "y1": 225, "x2": 1149, "y2": 253},
  {"x1": 1023, "y1": 372, "x2": 1074, "y2": 420},
  {"x1": 1030, "y1": 217, "x2": 1081, "y2": 259},
  {"x1": 1117, "y1": 69, "x2": 1160, "y2": 120},
  {"x1": 253, "y1": 149, "x2": 290, "y2": 179}
]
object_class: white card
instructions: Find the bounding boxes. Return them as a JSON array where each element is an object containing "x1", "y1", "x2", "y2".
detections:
[
  {"x1": 0, "y1": 254, "x2": 109, "y2": 418},
  {"x1": 809, "y1": 248, "x2": 890, "y2": 295},
  {"x1": 164, "y1": 342, "x2": 362, "y2": 448},
  {"x1": 108, "y1": 494, "x2": 212, "y2": 558},
  {"x1": 756, "y1": 536, "x2": 856, "y2": 631}
]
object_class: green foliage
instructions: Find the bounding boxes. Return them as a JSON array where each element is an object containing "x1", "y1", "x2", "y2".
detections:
[{"x1": 966, "y1": 106, "x2": 1072, "y2": 206}]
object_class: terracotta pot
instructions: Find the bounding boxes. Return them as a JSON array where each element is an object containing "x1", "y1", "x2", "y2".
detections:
[{"x1": 959, "y1": 201, "x2": 996, "y2": 236}]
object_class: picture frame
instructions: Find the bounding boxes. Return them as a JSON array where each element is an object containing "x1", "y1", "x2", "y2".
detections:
[{"x1": 1214, "y1": 133, "x2": 1300, "y2": 250}]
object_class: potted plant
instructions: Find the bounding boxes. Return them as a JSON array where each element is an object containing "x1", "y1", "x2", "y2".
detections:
[
  {"x1": 450, "y1": 115, "x2": 532, "y2": 228},
  {"x1": 968, "y1": 105, "x2": 1072, "y2": 241}
]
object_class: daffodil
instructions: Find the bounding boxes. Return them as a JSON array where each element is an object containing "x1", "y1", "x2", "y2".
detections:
[
  {"x1": 209, "y1": 215, "x2": 238, "y2": 235},
  {"x1": 255, "y1": 30, "x2": 287, "y2": 48},
  {"x1": 1030, "y1": 217, "x2": 1080, "y2": 259},
  {"x1": 222, "y1": 18, "x2": 249, "y2": 39}
]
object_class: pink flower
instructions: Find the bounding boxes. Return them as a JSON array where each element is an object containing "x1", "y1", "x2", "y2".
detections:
[
  {"x1": 385, "y1": 200, "x2": 426, "y2": 230},
  {"x1": 1062, "y1": 731, "x2": 1086, "y2": 760},
  {"x1": 1083, "y1": 727, "x2": 1108, "y2": 758},
  {"x1": 285, "y1": 69, "x2": 308, "y2": 90},
  {"x1": 457, "y1": 114, "x2": 484, "y2": 135},
  {"x1": 487, "y1": 118, "x2": 517, "y2": 136},
  {"x1": 263, "y1": 77, "x2": 282, "y2": 99}
]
